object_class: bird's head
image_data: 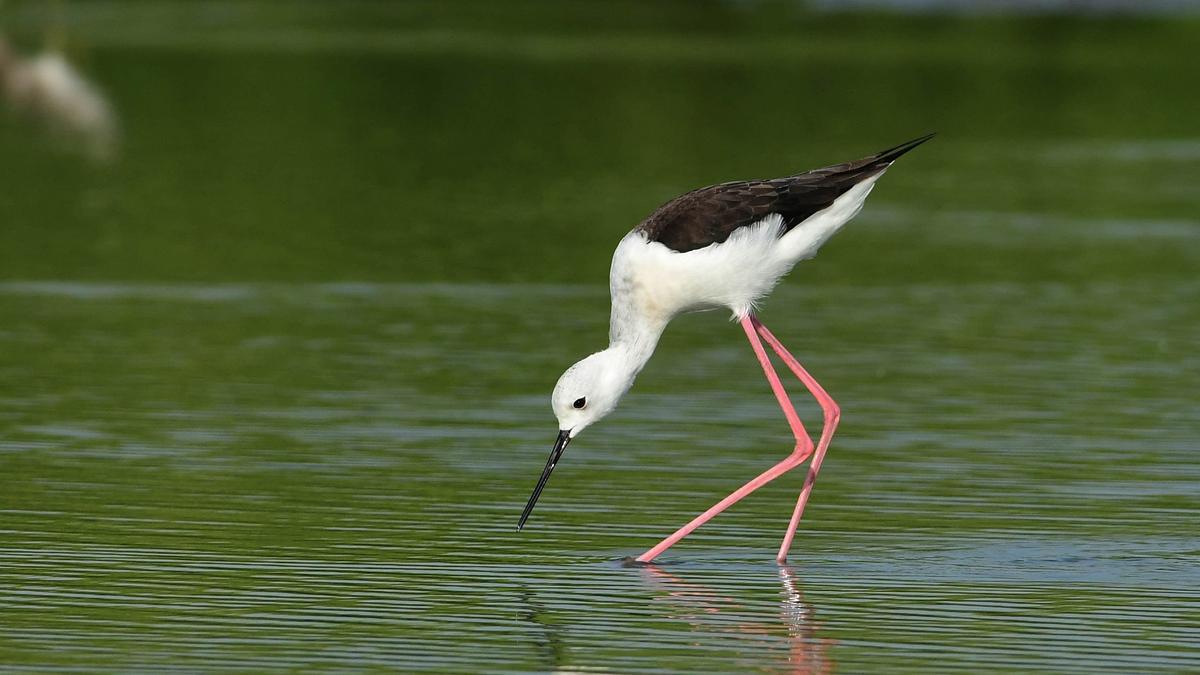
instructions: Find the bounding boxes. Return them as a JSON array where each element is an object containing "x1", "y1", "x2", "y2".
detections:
[
  {"x1": 550, "y1": 350, "x2": 631, "y2": 437},
  {"x1": 518, "y1": 348, "x2": 636, "y2": 530}
]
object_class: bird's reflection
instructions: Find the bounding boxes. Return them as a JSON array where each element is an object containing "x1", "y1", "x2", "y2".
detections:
[
  {"x1": 517, "y1": 585, "x2": 568, "y2": 672},
  {"x1": 639, "y1": 564, "x2": 834, "y2": 674}
]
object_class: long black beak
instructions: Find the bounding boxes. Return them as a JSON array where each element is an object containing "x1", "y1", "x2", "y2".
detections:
[{"x1": 518, "y1": 430, "x2": 571, "y2": 531}]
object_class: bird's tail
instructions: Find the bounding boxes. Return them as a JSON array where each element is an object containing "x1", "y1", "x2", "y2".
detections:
[
  {"x1": 777, "y1": 133, "x2": 934, "y2": 262},
  {"x1": 803, "y1": 132, "x2": 936, "y2": 184},
  {"x1": 864, "y1": 132, "x2": 937, "y2": 168}
]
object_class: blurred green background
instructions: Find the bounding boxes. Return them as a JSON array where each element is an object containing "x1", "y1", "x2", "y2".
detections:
[{"x1": 2, "y1": 1, "x2": 1197, "y2": 285}]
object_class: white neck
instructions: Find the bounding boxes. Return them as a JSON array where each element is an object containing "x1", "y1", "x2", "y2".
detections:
[{"x1": 607, "y1": 302, "x2": 668, "y2": 381}]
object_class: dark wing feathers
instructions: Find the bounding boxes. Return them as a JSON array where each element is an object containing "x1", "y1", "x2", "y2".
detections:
[{"x1": 636, "y1": 133, "x2": 934, "y2": 253}]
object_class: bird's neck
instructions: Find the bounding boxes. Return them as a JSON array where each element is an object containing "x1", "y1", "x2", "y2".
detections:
[{"x1": 607, "y1": 306, "x2": 667, "y2": 378}]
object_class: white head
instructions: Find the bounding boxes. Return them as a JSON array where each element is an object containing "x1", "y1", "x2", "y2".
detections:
[
  {"x1": 518, "y1": 347, "x2": 640, "y2": 530},
  {"x1": 551, "y1": 348, "x2": 637, "y2": 438}
]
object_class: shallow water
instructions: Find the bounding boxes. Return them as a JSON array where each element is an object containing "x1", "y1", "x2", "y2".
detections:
[
  {"x1": 2, "y1": 2, "x2": 1199, "y2": 671},
  {"x1": 2, "y1": 280, "x2": 1197, "y2": 671}
]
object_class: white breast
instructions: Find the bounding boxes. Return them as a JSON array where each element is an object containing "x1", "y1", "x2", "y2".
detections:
[
  {"x1": 610, "y1": 217, "x2": 789, "y2": 322},
  {"x1": 609, "y1": 171, "x2": 883, "y2": 324}
]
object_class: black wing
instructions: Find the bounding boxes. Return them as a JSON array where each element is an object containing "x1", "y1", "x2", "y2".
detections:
[{"x1": 635, "y1": 133, "x2": 934, "y2": 253}]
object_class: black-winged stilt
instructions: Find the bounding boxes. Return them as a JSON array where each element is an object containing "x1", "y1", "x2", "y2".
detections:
[{"x1": 518, "y1": 134, "x2": 934, "y2": 563}]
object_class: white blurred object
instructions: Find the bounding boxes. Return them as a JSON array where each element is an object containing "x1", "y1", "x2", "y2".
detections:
[{"x1": 2, "y1": 43, "x2": 119, "y2": 163}]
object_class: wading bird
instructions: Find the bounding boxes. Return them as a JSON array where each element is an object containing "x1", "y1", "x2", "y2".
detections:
[{"x1": 518, "y1": 134, "x2": 933, "y2": 563}]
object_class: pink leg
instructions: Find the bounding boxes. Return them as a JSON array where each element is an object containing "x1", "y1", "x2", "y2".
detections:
[
  {"x1": 751, "y1": 316, "x2": 840, "y2": 563},
  {"x1": 636, "y1": 315, "x2": 815, "y2": 563}
]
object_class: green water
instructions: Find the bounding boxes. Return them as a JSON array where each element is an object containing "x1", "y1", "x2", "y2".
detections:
[{"x1": 2, "y1": 2, "x2": 1198, "y2": 671}]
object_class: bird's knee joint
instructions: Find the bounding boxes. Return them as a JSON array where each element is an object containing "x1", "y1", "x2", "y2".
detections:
[
  {"x1": 789, "y1": 440, "x2": 814, "y2": 460},
  {"x1": 825, "y1": 405, "x2": 841, "y2": 426}
]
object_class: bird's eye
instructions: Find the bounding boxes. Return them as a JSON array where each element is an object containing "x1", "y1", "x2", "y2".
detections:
[{"x1": 573, "y1": 397, "x2": 587, "y2": 409}]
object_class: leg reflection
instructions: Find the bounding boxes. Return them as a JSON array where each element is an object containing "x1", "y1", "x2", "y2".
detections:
[
  {"x1": 777, "y1": 566, "x2": 831, "y2": 674},
  {"x1": 638, "y1": 565, "x2": 834, "y2": 674}
]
